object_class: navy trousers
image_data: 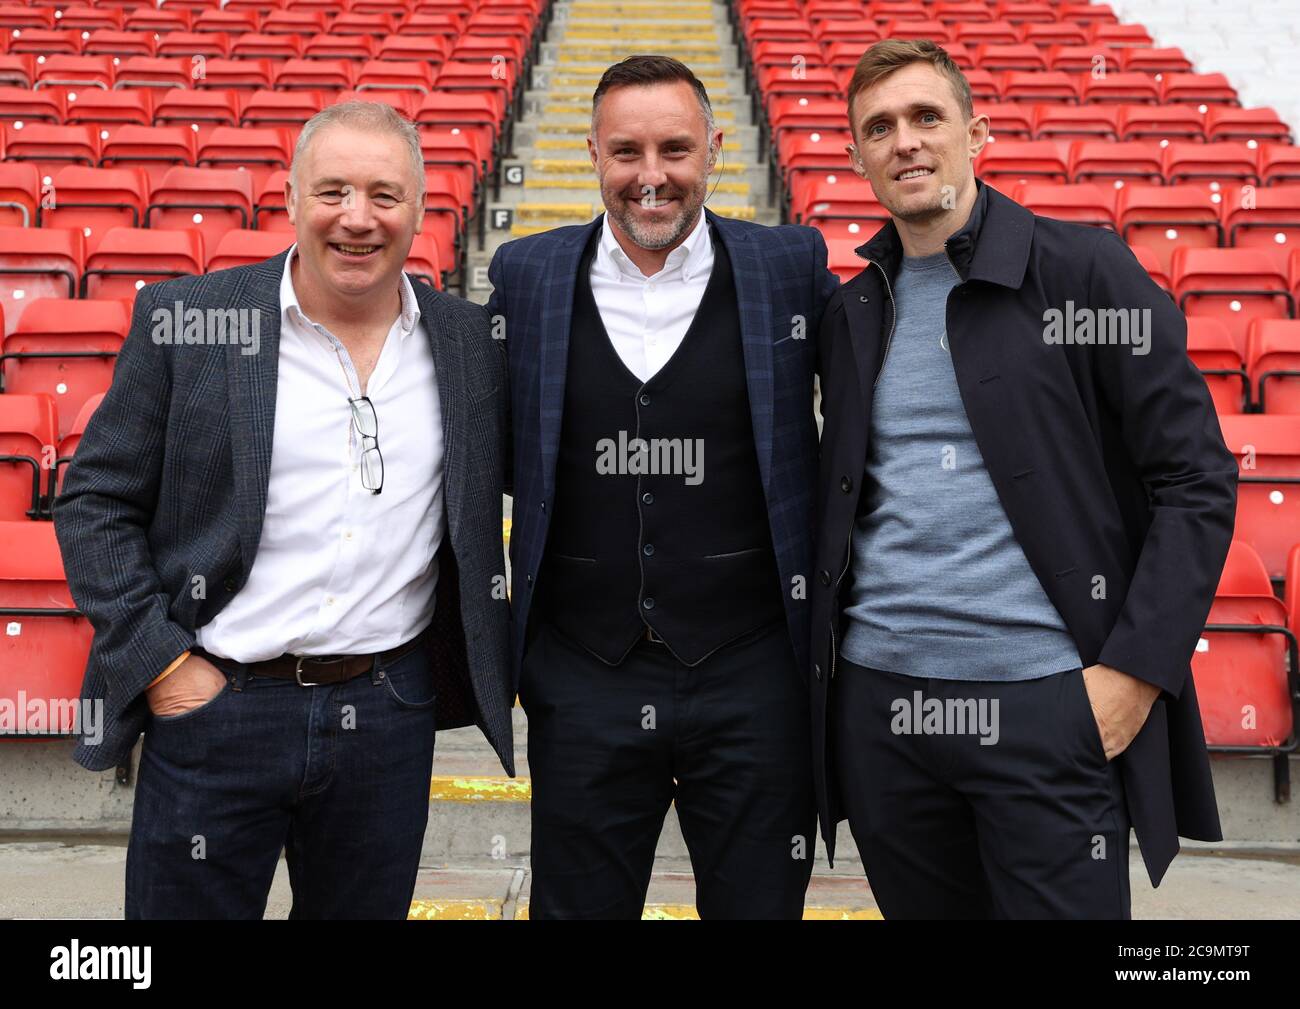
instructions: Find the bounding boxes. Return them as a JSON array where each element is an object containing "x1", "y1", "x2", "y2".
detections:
[
  {"x1": 520, "y1": 619, "x2": 816, "y2": 920},
  {"x1": 125, "y1": 636, "x2": 438, "y2": 919},
  {"x1": 833, "y1": 661, "x2": 1132, "y2": 920}
]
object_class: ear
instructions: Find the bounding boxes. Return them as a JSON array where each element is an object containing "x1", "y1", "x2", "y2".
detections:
[
  {"x1": 967, "y1": 113, "x2": 991, "y2": 161},
  {"x1": 587, "y1": 134, "x2": 598, "y2": 170},
  {"x1": 284, "y1": 176, "x2": 297, "y2": 225},
  {"x1": 846, "y1": 143, "x2": 868, "y2": 180}
]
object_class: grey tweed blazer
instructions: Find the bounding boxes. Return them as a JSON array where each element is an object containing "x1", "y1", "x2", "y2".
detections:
[{"x1": 52, "y1": 251, "x2": 514, "y2": 775}]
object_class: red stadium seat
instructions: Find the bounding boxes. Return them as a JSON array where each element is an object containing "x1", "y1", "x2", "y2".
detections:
[
  {"x1": 260, "y1": 10, "x2": 328, "y2": 35},
  {"x1": 191, "y1": 8, "x2": 258, "y2": 35},
  {"x1": 82, "y1": 29, "x2": 157, "y2": 58},
  {"x1": 999, "y1": 70, "x2": 1076, "y2": 104},
  {"x1": 356, "y1": 60, "x2": 435, "y2": 94},
  {"x1": 196, "y1": 126, "x2": 291, "y2": 191},
  {"x1": 113, "y1": 56, "x2": 194, "y2": 90},
  {"x1": 273, "y1": 59, "x2": 354, "y2": 92},
  {"x1": 977, "y1": 139, "x2": 1069, "y2": 184},
  {"x1": 797, "y1": 175, "x2": 888, "y2": 242},
  {"x1": 1247, "y1": 319, "x2": 1300, "y2": 415},
  {"x1": 1032, "y1": 105, "x2": 1119, "y2": 142},
  {"x1": 40, "y1": 165, "x2": 149, "y2": 250},
  {"x1": 1185, "y1": 317, "x2": 1248, "y2": 416},
  {"x1": 155, "y1": 31, "x2": 230, "y2": 59},
  {"x1": 301, "y1": 31, "x2": 377, "y2": 61},
  {"x1": 1118, "y1": 103, "x2": 1204, "y2": 143},
  {"x1": 1128, "y1": 243, "x2": 1170, "y2": 293},
  {"x1": 0, "y1": 86, "x2": 63, "y2": 126},
  {"x1": 239, "y1": 89, "x2": 323, "y2": 128},
  {"x1": 1121, "y1": 47, "x2": 1193, "y2": 74},
  {"x1": 1080, "y1": 72, "x2": 1160, "y2": 106},
  {"x1": 403, "y1": 232, "x2": 443, "y2": 289},
  {"x1": 152, "y1": 89, "x2": 242, "y2": 133},
  {"x1": 1174, "y1": 248, "x2": 1292, "y2": 354},
  {"x1": 32, "y1": 55, "x2": 114, "y2": 91},
  {"x1": 98, "y1": 124, "x2": 195, "y2": 188},
  {"x1": 63, "y1": 89, "x2": 152, "y2": 128},
  {"x1": 1162, "y1": 72, "x2": 1239, "y2": 107},
  {"x1": 229, "y1": 33, "x2": 305, "y2": 61},
  {"x1": 826, "y1": 237, "x2": 867, "y2": 283},
  {"x1": 0, "y1": 520, "x2": 93, "y2": 735},
  {"x1": 1165, "y1": 142, "x2": 1260, "y2": 187},
  {"x1": 55, "y1": 391, "x2": 104, "y2": 493},
  {"x1": 3, "y1": 122, "x2": 99, "y2": 178},
  {"x1": 1116, "y1": 185, "x2": 1223, "y2": 277},
  {"x1": 205, "y1": 228, "x2": 293, "y2": 271},
  {"x1": 1069, "y1": 140, "x2": 1163, "y2": 186},
  {"x1": 0, "y1": 393, "x2": 56, "y2": 519},
  {"x1": 253, "y1": 169, "x2": 291, "y2": 232},
  {"x1": 145, "y1": 166, "x2": 255, "y2": 244},
  {"x1": 1014, "y1": 182, "x2": 1115, "y2": 229},
  {"x1": 1, "y1": 297, "x2": 127, "y2": 439},
  {"x1": 1217, "y1": 415, "x2": 1300, "y2": 579},
  {"x1": 0, "y1": 162, "x2": 40, "y2": 228},
  {"x1": 1206, "y1": 107, "x2": 1293, "y2": 145},
  {"x1": 1223, "y1": 186, "x2": 1300, "y2": 252},
  {"x1": 194, "y1": 58, "x2": 274, "y2": 93},
  {"x1": 1192, "y1": 540, "x2": 1297, "y2": 798},
  {"x1": 1260, "y1": 144, "x2": 1300, "y2": 188},
  {"x1": 80, "y1": 226, "x2": 203, "y2": 298},
  {"x1": 0, "y1": 226, "x2": 83, "y2": 333}
]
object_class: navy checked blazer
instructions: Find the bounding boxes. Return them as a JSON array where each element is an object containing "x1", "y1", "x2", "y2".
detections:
[
  {"x1": 487, "y1": 209, "x2": 840, "y2": 687},
  {"x1": 53, "y1": 252, "x2": 516, "y2": 776}
]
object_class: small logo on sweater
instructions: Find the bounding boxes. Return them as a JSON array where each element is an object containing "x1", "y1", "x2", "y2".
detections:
[{"x1": 595, "y1": 430, "x2": 705, "y2": 486}]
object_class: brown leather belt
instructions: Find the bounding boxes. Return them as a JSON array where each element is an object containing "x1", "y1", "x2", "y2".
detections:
[{"x1": 196, "y1": 633, "x2": 425, "y2": 687}]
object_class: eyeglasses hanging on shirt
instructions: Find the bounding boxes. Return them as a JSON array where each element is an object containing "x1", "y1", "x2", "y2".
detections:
[{"x1": 349, "y1": 395, "x2": 384, "y2": 495}]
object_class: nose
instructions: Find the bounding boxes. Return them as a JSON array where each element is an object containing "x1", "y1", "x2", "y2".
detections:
[
  {"x1": 893, "y1": 121, "x2": 922, "y2": 159},
  {"x1": 339, "y1": 186, "x2": 376, "y2": 230},
  {"x1": 637, "y1": 153, "x2": 668, "y2": 194}
]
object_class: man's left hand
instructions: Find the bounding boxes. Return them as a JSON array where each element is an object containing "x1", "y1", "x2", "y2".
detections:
[{"x1": 1081, "y1": 663, "x2": 1161, "y2": 761}]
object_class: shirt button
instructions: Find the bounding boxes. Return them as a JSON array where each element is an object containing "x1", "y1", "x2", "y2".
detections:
[
  {"x1": 223, "y1": 577, "x2": 239, "y2": 592},
  {"x1": 641, "y1": 491, "x2": 654, "y2": 505},
  {"x1": 639, "y1": 393, "x2": 650, "y2": 407},
  {"x1": 326, "y1": 596, "x2": 336, "y2": 606},
  {"x1": 643, "y1": 543, "x2": 655, "y2": 556},
  {"x1": 642, "y1": 597, "x2": 655, "y2": 610},
  {"x1": 344, "y1": 530, "x2": 353, "y2": 540},
  {"x1": 841, "y1": 476, "x2": 852, "y2": 493},
  {"x1": 814, "y1": 663, "x2": 823, "y2": 681},
  {"x1": 819, "y1": 570, "x2": 831, "y2": 586},
  {"x1": 540, "y1": 501, "x2": 546, "y2": 512}
]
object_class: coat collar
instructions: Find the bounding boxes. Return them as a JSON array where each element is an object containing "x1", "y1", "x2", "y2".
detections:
[{"x1": 855, "y1": 180, "x2": 1034, "y2": 289}]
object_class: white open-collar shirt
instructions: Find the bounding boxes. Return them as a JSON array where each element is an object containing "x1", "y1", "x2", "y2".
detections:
[
  {"x1": 589, "y1": 209, "x2": 715, "y2": 382},
  {"x1": 196, "y1": 245, "x2": 445, "y2": 662}
]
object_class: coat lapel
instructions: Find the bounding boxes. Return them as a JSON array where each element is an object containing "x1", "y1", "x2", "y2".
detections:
[
  {"x1": 709, "y1": 209, "x2": 774, "y2": 492},
  {"x1": 226, "y1": 252, "x2": 286, "y2": 571},
  {"x1": 411, "y1": 279, "x2": 465, "y2": 541},
  {"x1": 539, "y1": 216, "x2": 599, "y2": 500}
]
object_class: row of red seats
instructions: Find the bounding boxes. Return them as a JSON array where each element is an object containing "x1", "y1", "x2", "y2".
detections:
[
  {"x1": 737, "y1": 0, "x2": 1123, "y2": 28},
  {"x1": 2, "y1": 0, "x2": 538, "y2": 19},
  {"x1": 750, "y1": 24, "x2": 1169, "y2": 51},
  {"x1": 0, "y1": 54, "x2": 516, "y2": 91},
  {"x1": 1188, "y1": 318, "x2": 1300, "y2": 418},
  {"x1": 756, "y1": 65, "x2": 1243, "y2": 105},
  {"x1": 0, "y1": 6, "x2": 530, "y2": 35}
]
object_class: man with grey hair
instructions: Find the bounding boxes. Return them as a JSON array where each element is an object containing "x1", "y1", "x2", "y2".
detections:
[
  {"x1": 55, "y1": 100, "x2": 514, "y2": 918},
  {"x1": 489, "y1": 56, "x2": 839, "y2": 918}
]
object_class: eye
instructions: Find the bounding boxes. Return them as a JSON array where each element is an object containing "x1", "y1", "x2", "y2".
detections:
[
  {"x1": 869, "y1": 123, "x2": 888, "y2": 137},
  {"x1": 373, "y1": 193, "x2": 398, "y2": 207},
  {"x1": 920, "y1": 112, "x2": 939, "y2": 125},
  {"x1": 317, "y1": 190, "x2": 344, "y2": 202}
]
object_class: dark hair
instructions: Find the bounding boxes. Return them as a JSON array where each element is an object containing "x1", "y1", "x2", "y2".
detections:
[
  {"x1": 590, "y1": 54, "x2": 714, "y2": 133},
  {"x1": 847, "y1": 39, "x2": 974, "y2": 132}
]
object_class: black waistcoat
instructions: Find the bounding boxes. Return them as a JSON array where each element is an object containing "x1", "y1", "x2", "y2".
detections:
[{"x1": 537, "y1": 223, "x2": 785, "y2": 665}]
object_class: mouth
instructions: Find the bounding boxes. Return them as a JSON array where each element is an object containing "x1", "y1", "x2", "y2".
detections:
[
  {"x1": 330, "y1": 242, "x2": 382, "y2": 260},
  {"x1": 894, "y1": 167, "x2": 934, "y2": 182},
  {"x1": 628, "y1": 196, "x2": 678, "y2": 211}
]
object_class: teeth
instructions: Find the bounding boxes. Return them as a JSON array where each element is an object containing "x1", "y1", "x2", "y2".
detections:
[
  {"x1": 336, "y1": 244, "x2": 378, "y2": 254},
  {"x1": 898, "y1": 168, "x2": 932, "y2": 180}
]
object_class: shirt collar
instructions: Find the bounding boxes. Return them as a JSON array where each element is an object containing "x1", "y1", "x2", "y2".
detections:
[
  {"x1": 280, "y1": 243, "x2": 421, "y2": 340},
  {"x1": 595, "y1": 209, "x2": 713, "y2": 283},
  {"x1": 858, "y1": 179, "x2": 990, "y2": 283}
]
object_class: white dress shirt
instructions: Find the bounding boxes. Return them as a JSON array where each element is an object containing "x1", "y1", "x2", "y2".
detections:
[
  {"x1": 589, "y1": 210, "x2": 714, "y2": 382},
  {"x1": 197, "y1": 245, "x2": 445, "y2": 661}
]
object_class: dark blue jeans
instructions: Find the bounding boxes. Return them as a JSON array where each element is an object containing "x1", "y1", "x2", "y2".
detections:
[{"x1": 125, "y1": 638, "x2": 437, "y2": 919}]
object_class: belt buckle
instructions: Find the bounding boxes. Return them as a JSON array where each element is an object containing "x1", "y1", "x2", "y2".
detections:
[{"x1": 294, "y1": 655, "x2": 325, "y2": 687}]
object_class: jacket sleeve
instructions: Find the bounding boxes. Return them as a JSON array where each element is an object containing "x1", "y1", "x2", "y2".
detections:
[
  {"x1": 51, "y1": 283, "x2": 196, "y2": 708},
  {"x1": 486, "y1": 245, "x2": 512, "y2": 498},
  {"x1": 1087, "y1": 229, "x2": 1239, "y2": 698}
]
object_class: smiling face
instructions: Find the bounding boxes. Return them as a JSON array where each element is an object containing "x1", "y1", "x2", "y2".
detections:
[
  {"x1": 588, "y1": 80, "x2": 722, "y2": 253},
  {"x1": 848, "y1": 61, "x2": 988, "y2": 226},
  {"x1": 285, "y1": 123, "x2": 423, "y2": 309}
]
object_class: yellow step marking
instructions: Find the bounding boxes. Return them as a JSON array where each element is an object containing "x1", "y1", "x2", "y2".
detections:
[
  {"x1": 514, "y1": 903, "x2": 882, "y2": 920},
  {"x1": 408, "y1": 900, "x2": 504, "y2": 920},
  {"x1": 429, "y1": 776, "x2": 532, "y2": 801},
  {"x1": 514, "y1": 201, "x2": 593, "y2": 219}
]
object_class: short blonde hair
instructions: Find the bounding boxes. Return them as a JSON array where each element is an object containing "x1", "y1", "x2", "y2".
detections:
[{"x1": 847, "y1": 39, "x2": 973, "y2": 132}]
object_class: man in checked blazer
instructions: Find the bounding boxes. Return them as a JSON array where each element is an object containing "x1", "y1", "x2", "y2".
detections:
[
  {"x1": 53, "y1": 101, "x2": 513, "y2": 919},
  {"x1": 489, "y1": 56, "x2": 839, "y2": 918}
]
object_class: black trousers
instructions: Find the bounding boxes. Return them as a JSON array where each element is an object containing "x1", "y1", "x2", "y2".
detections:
[
  {"x1": 520, "y1": 618, "x2": 816, "y2": 919},
  {"x1": 833, "y1": 661, "x2": 1131, "y2": 920}
]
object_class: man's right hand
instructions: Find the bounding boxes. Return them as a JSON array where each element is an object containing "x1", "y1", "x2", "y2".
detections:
[{"x1": 146, "y1": 653, "x2": 228, "y2": 718}]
